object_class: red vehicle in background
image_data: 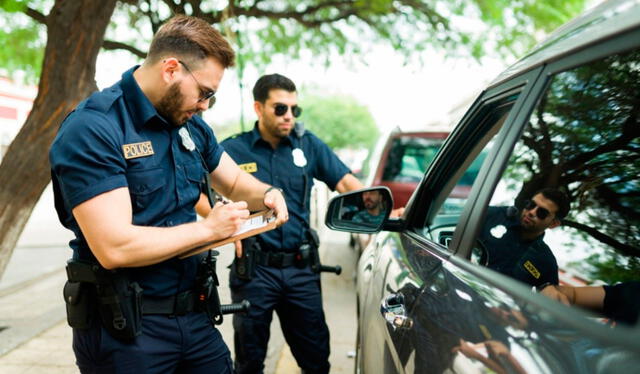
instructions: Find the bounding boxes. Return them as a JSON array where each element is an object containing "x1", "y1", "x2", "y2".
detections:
[{"x1": 364, "y1": 130, "x2": 450, "y2": 209}]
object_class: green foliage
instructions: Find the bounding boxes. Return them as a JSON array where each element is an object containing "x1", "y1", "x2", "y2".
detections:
[
  {"x1": 0, "y1": 0, "x2": 589, "y2": 82},
  {"x1": 0, "y1": 1, "x2": 46, "y2": 81},
  {"x1": 575, "y1": 252, "x2": 640, "y2": 285},
  {"x1": 299, "y1": 93, "x2": 379, "y2": 150}
]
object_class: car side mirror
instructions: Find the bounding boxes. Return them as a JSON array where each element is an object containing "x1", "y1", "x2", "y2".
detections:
[{"x1": 325, "y1": 187, "x2": 393, "y2": 233}]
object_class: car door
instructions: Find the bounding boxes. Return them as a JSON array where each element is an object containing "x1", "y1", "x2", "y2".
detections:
[
  {"x1": 356, "y1": 66, "x2": 546, "y2": 373},
  {"x1": 385, "y1": 28, "x2": 640, "y2": 373}
]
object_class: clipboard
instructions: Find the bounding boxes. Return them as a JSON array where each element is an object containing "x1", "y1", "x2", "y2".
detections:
[{"x1": 180, "y1": 210, "x2": 277, "y2": 259}]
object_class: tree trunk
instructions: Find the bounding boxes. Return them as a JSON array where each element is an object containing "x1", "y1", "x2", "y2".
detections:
[{"x1": 0, "y1": 0, "x2": 117, "y2": 279}]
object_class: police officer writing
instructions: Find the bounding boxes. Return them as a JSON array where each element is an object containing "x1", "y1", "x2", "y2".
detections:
[
  {"x1": 219, "y1": 74, "x2": 363, "y2": 373},
  {"x1": 49, "y1": 16, "x2": 287, "y2": 373},
  {"x1": 478, "y1": 188, "x2": 570, "y2": 288}
]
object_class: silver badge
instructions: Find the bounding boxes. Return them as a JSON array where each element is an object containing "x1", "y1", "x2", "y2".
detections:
[
  {"x1": 292, "y1": 148, "x2": 307, "y2": 167},
  {"x1": 178, "y1": 127, "x2": 196, "y2": 151},
  {"x1": 490, "y1": 225, "x2": 507, "y2": 239}
]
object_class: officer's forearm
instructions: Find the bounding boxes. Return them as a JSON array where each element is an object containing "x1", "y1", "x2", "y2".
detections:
[
  {"x1": 73, "y1": 187, "x2": 231, "y2": 269},
  {"x1": 335, "y1": 173, "x2": 363, "y2": 193},
  {"x1": 225, "y1": 171, "x2": 273, "y2": 211},
  {"x1": 210, "y1": 153, "x2": 271, "y2": 211}
]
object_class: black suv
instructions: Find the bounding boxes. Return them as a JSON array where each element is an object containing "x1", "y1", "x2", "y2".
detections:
[{"x1": 326, "y1": 0, "x2": 640, "y2": 372}]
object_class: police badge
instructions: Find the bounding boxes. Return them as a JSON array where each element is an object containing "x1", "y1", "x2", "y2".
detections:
[{"x1": 178, "y1": 127, "x2": 196, "y2": 151}]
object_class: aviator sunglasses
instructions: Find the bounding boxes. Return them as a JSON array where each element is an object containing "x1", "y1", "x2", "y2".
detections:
[
  {"x1": 178, "y1": 60, "x2": 216, "y2": 108},
  {"x1": 274, "y1": 103, "x2": 302, "y2": 117},
  {"x1": 524, "y1": 200, "x2": 552, "y2": 220}
]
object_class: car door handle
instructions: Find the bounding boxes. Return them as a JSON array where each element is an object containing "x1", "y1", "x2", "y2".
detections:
[{"x1": 380, "y1": 293, "x2": 413, "y2": 330}]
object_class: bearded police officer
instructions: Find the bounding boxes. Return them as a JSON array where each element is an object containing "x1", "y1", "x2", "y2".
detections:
[
  {"x1": 49, "y1": 16, "x2": 287, "y2": 373},
  {"x1": 218, "y1": 74, "x2": 362, "y2": 373}
]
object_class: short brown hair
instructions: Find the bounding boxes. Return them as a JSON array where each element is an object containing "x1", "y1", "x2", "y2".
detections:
[{"x1": 147, "y1": 15, "x2": 235, "y2": 68}]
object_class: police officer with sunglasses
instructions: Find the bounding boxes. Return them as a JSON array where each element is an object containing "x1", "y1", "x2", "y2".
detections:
[
  {"x1": 212, "y1": 73, "x2": 363, "y2": 373},
  {"x1": 477, "y1": 187, "x2": 570, "y2": 289}
]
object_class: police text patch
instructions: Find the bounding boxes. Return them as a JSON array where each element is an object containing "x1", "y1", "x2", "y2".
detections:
[
  {"x1": 238, "y1": 162, "x2": 257, "y2": 173},
  {"x1": 123, "y1": 141, "x2": 154, "y2": 159},
  {"x1": 523, "y1": 260, "x2": 541, "y2": 279}
]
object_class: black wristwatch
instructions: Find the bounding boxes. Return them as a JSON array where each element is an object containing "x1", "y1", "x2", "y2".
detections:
[{"x1": 264, "y1": 186, "x2": 284, "y2": 197}]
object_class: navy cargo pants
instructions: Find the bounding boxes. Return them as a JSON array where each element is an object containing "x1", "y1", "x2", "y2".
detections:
[
  {"x1": 230, "y1": 263, "x2": 331, "y2": 374},
  {"x1": 73, "y1": 312, "x2": 233, "y2": 373}
]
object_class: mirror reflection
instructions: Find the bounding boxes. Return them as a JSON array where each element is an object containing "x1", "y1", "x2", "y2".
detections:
[{"x1": 327, "y1": 187, "x2": 391, "y2": 232}]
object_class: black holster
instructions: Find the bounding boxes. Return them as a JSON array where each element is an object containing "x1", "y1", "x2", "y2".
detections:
[
  {"x1": 65, "y1": 260, "x2": 142, "y2": 342},
  {"x1": 196, "y1": 251, "x2": 224, "y2": 325},
  {"x1": 303, "y1": 229, "x2": 322, "y2": 273},
  {"x1": 234, "y1": 237, "x2": 259, "y2": 280}
]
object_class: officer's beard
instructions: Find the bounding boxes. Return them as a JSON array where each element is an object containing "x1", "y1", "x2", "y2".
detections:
[{"x1": 157, "y1": 82, "x2": 190, "y2": 127}]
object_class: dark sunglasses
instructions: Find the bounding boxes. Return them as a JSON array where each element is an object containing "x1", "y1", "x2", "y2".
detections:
[
  {"x1": 274, "y1": 103, "x2": 302, "y2": 117},
  {"x1": 524, "y1": 200, "x2": 551, "y2": 220},
  {"x1": 178, "y1": 60, "x2": 216, "y2": 108}
]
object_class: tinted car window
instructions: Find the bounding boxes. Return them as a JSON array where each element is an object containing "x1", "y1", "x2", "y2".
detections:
[
  {"x1": 419, "y1": 97, "x2": 519, "y2": 247},
  {"x1": 480, "y1": 48, "x2": 640, "y2": 322},
  {"x1": 382, "y1": 137, "x2": 443, "y2": 183}
]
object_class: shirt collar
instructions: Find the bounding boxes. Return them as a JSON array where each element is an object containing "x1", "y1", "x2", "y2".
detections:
[
  {"x1": 120, "y1": 66, "x2": 168, "y2": 130},
  {"x1": 250, "y1": 121, "x2": 294, "y2": 148}
]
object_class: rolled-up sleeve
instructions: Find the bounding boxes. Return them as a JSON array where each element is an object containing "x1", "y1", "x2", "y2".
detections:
[{"x1": 49, "y1": 110, "x2": 128, "y2": 209}]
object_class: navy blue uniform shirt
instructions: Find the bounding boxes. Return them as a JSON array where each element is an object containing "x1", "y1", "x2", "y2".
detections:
[
  {"x1": 49, "y1": 66, "x2": 224, "y2": 297},
  {"x1": 221, "y1": 124, "x2": 350, "y2": 252},
  {"x1": 479, "y1": 206, "x2": 559, "y2": 287}
]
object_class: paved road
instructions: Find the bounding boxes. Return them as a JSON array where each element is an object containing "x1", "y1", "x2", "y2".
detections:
[{"x1": 0, "y1": 184, "x2": 358, "y2": 373}]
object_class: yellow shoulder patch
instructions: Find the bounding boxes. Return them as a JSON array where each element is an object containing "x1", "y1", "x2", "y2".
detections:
[
  {"x1": 478, "y1": 324, "x2": 492, "y2": 340},
  {"x1": 123, "y1": 141, "x2": 154, "y2": 159},
  {"x1": 238, "y1": 162, "x2": 257, "y2": 173},
  {"x1": 523, "y1": 260, "x2": 541, "y2": 279}
]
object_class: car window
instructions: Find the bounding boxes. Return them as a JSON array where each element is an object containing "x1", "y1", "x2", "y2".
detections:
[
  {"x1": 477, "y1": 48, "x2": 640, "y2": 324},
  {"x1": 382, "y1": 137, "x2": 443, "y2": 183},
  {"x1": 419, "y1": 96, "x2": 519, "y2": 247}
]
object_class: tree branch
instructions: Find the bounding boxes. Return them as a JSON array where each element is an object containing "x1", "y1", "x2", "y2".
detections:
[
  {"x1": 102, "y1": 40, "x2": 146, "y2": 59},
  {"x1": 25, "y1": 7, "x2": 47, "y2": 24},
  {"x1": 563, "y1": 219, "x2": 640, "y2": 258},
  {"x1": 564, "y1": 99, "x2": 640, "y2": 171}
]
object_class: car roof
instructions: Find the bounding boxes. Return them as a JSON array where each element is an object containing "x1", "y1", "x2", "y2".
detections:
[{"x1": 490, "y1": 0, "x2": 640, "y2": 87}]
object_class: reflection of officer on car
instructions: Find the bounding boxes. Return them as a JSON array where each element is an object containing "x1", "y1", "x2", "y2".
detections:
[
  {"x1": 217, "y1": 73, "x2": 363, "y2": 373},
  {"x1": 49, "y1": 16, "x2": 287, "y2": 373},
  {"x1": 352, "y1": 190, "x2": 387, "y2": 225},
  {"x1": 479, "y1": 187, "x2": 570, "y2": 288}
]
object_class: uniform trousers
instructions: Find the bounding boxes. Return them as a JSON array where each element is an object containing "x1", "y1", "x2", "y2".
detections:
[
  {"x1": 230, "y1": 264, "x2": 331, "y2": 374},
  {"x1": 73, "y1": 312, "x2": 233, "y2": 373}
]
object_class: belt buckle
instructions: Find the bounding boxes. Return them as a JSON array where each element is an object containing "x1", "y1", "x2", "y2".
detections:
[{"x1": 269, "y1": 252, "x2": 284, "y2": 267}]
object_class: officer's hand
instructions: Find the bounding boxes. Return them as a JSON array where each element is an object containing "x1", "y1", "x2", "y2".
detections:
[
  {"x1": 204, "y1": 201, "x2": 250, "y2": 241},
  {"x1": 390, "y1": 206, "x2": 405, "y2": 218},
  {"x1": 264, "y1": 189, "x2": 288, "y2": 227},
  {"x1": 540, "y1": 284, "x2": 571, "y2": 305}
]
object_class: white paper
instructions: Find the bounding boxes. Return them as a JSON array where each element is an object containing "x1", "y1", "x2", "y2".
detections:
[{"x1": 232, "y1": 212, "x2": 275, "y2": 236}]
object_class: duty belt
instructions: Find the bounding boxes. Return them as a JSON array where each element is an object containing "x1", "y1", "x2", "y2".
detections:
[
  {"x1": 255, "y1": 251, "x2": 299, "y2": 268},
  {"x1": 142, "y1": 290, "x2": 197, "y2": 315}
]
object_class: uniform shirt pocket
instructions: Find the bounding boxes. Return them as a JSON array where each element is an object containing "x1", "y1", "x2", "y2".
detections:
[
  {"x1": 284, "y1": 169, "x2": 307, "y2": 205},
  {"x1": 126, "y1": 167, "x2": 165, "y2": 212}
]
